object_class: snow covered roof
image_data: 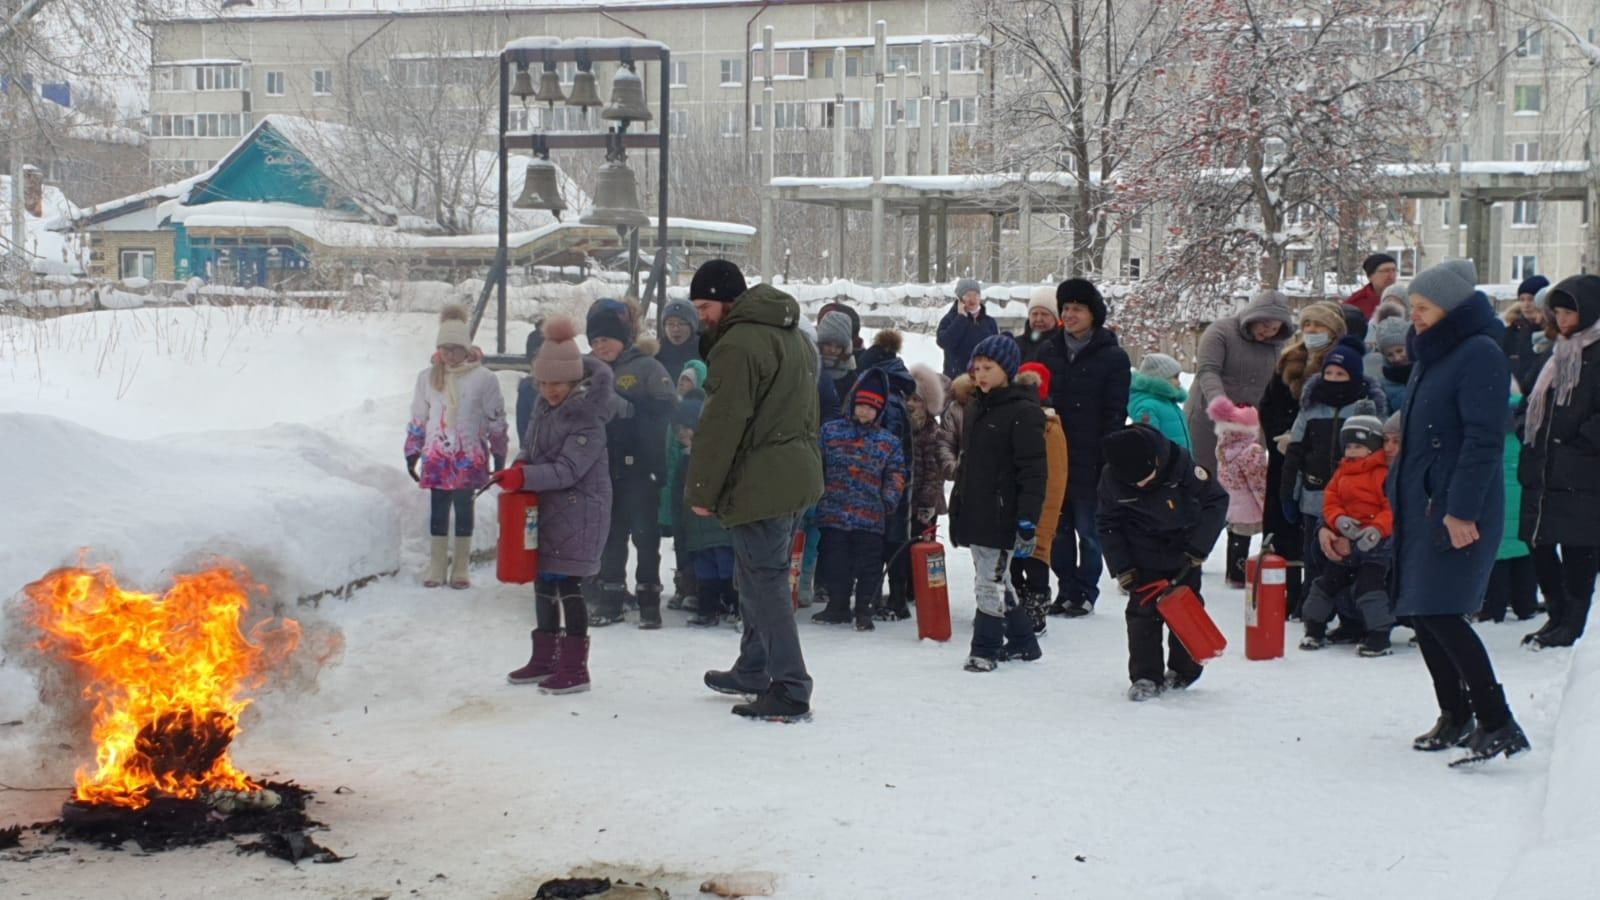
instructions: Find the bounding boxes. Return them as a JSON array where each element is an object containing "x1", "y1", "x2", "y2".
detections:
[
  {"x1": 0, "y1": 175, "x2": 84, "y2": 275},
  {"x1": 752, "y1": 34, "x2": 983, "y2": 51},
  {"x1": 170, "y1": 1, "x2": 754, "y2": 22}
]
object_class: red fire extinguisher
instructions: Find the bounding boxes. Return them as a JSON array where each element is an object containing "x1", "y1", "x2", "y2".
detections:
[
  {"x1": 911, "y1": 540, "x2": 952, "y2": 642},
  {"x1": 1142, "y1": 571, "x2": 1227, "y2": 664},
  {"x1": 788, "y1": 530, "x2": 806, "y2": 610},
  {"x1": 496, "y1": 491, "x2": 539, "y2": 584},
  {"x1": 1245, "y1": 552, "x2": 1288, "y2": 660}
]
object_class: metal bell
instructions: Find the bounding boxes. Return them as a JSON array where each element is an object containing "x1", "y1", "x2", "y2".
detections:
[
  {"x1": 566, "y1": 68, "x2": 602, "y2": 108},
  {"x1": 514, "y1": 158, "x2": 566, "y2": 213},
  {"x1": 601, "y1": 66, "x2": 652, "y2": 123},
  {"x1": 510, "y1": 63, "x2": 535, "y2": 101},
  {"x1": 580, "y1": 160, "x2": 649, "y2": 228},
  {"x1": 534, "y1": 65, "x2": 565, "y2": 105}
]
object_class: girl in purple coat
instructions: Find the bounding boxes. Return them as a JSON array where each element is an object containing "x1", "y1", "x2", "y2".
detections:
[{"x1": 491, "y1": 318, "x2": 614, "y2": 695}]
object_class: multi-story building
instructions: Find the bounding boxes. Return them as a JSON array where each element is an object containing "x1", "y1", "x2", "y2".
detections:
[{"x1": 147, "y1": 0, "x2": 1596, "y2": 286}]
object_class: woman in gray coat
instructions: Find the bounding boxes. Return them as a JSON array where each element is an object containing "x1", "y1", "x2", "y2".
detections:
[{"x1": 1184, "y1": 289, "x2": 1295, "y2": 583}]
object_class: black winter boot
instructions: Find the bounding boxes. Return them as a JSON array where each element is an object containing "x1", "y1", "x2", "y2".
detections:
[
  {"x1": 687, "y1": 580, "x2": 723, "y2": 627},
  {"x1": 1413, "y1": 713, "x2": 1476, "y2": 751},
  {"x1": 1000, "y1": 605, "x2": 1042, "y2": 662},
  {"x1": 731, "y1": 686, "x2": 811, "y2": 722},
  {"x1": 1299, "y1": 620, "x2": 1330, "y2": 650},
  {"x1": 1451, "y1": 687, "x2": 1529, "y2": 767},
  {"x1": 1226, "y1": 532, "x2": 1251, "y2": 589},
  {"x1": 1532, "y1": 590, "x2": 1591, "y2": 648},
  {"x1": 636, "y1": 583, "x2": 664, "y2": 630},
  {"x1": 1358, "y1": 629, "x2": 1393, "y2": 658},
  {"x1": 965, "y1": 611, "x2": 1006, "y2": 672},
  {"x1": 811, "y1": 589, "x2": 853, "y2": 624},
  {"x1": 591, "y1": 584, "x2": 628, "y2": 627},
  {"x1": 1023, "y1": 589, "x2": 1051, "y2": 635}
]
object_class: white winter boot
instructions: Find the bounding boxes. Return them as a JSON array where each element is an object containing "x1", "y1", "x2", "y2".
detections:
[
  {"x1": 424, "y1": 536, "x2": 449, "y2": 588},
  {"x1": 449, "y1": 536, "x2": 473, "y2": 589}
]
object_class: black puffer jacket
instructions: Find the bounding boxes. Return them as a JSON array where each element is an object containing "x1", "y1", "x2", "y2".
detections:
[
  {"x1": 950, "y1": 382, "x2": 1048, "y2": 550},
  {"x1": 1013, "y1": 328, "x2": 1063, "y2": 368},
  {"x1": 1519, "y1": 275, "x2": 1600, "y2": 547},
  {"x1": 1096, "y1": 427, "x2": 1229, "y2": 577},
  {"x1": 603, "y1": 345, "x2": 678, "y2": 482},
  {"x1": 1046, "y1": 327, "x2": 1132, "y2": 503}
]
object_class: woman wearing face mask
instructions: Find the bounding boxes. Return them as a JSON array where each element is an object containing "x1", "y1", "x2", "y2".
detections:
[{"x1": 1259, "y1": 300, "x2": 1348, "y2": 618}]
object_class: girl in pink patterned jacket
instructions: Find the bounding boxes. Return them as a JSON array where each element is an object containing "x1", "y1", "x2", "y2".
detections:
[
  {"x1": 1209, "y1": 395, "x2": 1268, "y2": 589},
  {"x1": 405, "y1": 304, "x2": 509, "y2": 589}
]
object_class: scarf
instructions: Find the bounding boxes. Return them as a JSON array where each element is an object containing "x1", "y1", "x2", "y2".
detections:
[
  {"x1": 1382, "y1": 361, "x2": 1413, "y2": 386},
  {"x1": 1063, "y1": 330, "x2": 1091, "y2": 361},
  {"x1": 1525, "y1": 320, "x2": 1600, "y2": 445},
  {"x1": 430, "y1": 347, "x2": 484, "y2": 429},
  {"x1": 823, "y1": 351, "x2": 856, "y2": 383},
  {"x1": 1311, "y1": 376, "x2": 1366, "y2": 410}
]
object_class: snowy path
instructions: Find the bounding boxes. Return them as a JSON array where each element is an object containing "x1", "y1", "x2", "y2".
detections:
[{"x1": 1, "y1": 554, "x2": 1570, "y2": 899}]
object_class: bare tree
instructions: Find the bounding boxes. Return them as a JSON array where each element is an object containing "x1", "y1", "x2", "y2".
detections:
[
  {"x1": 968, "y1": 0, "x2": 1192, "y2": 276},
  {"x1": 1131, "y1": 1, "x2": 1482, "y2": 302}
]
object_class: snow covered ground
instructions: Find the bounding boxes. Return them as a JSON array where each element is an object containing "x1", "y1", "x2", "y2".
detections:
[{"x1": 0, "y1": 307, "x2": 1592, "y2": 899}]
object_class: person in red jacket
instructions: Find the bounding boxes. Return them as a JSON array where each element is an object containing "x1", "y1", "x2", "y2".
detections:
[
  {"x1": 1301, "y1": 415, "x2": 1396, "y2": 657},
  {"x1": 1344, "y1": 253, "x2": 1398, "y2": 320}
]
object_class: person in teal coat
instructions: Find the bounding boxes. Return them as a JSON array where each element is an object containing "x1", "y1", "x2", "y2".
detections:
[
  {"x1": 1127, "y1": 353, "x2": 1191, "y2": 450},
  {"x1": 1481, "y1": 389, "x2": 1537, "y2": 622}
]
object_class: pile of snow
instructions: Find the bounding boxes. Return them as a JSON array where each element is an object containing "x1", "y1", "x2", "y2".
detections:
[{"x1": 0, "y1": 174, "x2": 86, "y2": 276}]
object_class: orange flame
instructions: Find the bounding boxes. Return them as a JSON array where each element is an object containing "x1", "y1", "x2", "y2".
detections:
[{"x1": 23, "y1": 565, "x2": 300, "y2": 809}]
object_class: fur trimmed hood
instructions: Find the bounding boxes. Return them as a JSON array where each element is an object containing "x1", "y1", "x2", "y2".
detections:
[
  {"x1": 1208, "y1": 395, "x2": 1260, "y2": 433},
  {"x1": 949, "y1": 372, "x2": 977, "y2": 406},
  {"x1": 910, "y1": 363, "x2": 944, "y2": 413}
]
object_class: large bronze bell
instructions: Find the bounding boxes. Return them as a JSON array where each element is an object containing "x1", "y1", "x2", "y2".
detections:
[
  {"x1": 534, "y1": 63, "x2": 565, "y2": 105},
  {"x1": 567, "y1": 67, "x2": 602, "y2": 108},
  {"x1": 600, "y1": 65, "x2": 651, "y2": 123},
  {"x1": 580, "y1": 160, "x2": 649, "y2": 228},
  {"x1": 510, "y1": 63, "x2": 535, "y2": 100},
  {"x1": 514, "y1": 158, "x2": 566, "y2": 213}
]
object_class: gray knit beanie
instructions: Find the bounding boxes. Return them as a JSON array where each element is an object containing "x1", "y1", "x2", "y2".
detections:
[
  {"x1": 818, "y1": 310, "x2": 855, "y2": 349},
  {"x1": 1409, "y1": 259, "x2": 1478, "y2": 312},
  {"x1": 1372, "y1": 316, "x2": 1410, "y2": 354},
  {"x1": 1383, "y1": 412, "x2": 1402, "y2": 437},
  {"x1": 1138, "y1": 352, "x2": 1182, "y2": 380},
  {"x1": 954, "y1": 278, "x2": 982, "y2": 301}
]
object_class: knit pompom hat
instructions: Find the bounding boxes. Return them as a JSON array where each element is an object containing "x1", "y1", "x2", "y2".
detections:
[
  {"x1": 1138, "y1": 353, "x2": 1182, "y2": 380},
  {"x1": 436, "y1": 303, "x2": 471, "y2": 349},
  {"x1": 1341, "y1": 415, "x2": 1386, "y2": 453},
  {"x1": 533, "y1": 316, "x2": 584, "y2": 382},
  {"x1": 1372, "y1": 316, "x2": 1410, "y2": 354},
  {"x1": 679, "y1": 359, "x2": 708, "y2": 390},
  {"x1": 1383, "y1": 412, "x2": 1402, "y2": 437},
  {"x1": 971, "y1": 333, "x2": 1021, "y2": 380}
]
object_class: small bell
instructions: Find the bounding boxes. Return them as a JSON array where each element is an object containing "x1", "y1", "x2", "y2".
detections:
[
  {"x1": 580, "y1": 160, "x2": 649, "y2": 228},
  {"x1": 510, "y1": 63, "x2": 535, "y2": 101},
  {"x1": 601, "y1": 65, "x2": 652, "y2": 123},
  {"x1": 514, "y1": 158, "x2": 566, "y2": 214},
  {"x1": 567, "y1": 67, "x2": 602, "y2": 109},
  {"x1": 534, "y1": 63, "x2": 565, "y2": 105}
]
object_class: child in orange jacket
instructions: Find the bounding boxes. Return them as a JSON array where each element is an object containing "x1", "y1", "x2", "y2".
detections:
[{"x1": 1301, "y1": 415, "x2": 1397, "y2": 657}]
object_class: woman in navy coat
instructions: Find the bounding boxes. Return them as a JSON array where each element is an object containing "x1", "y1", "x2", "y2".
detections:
[{"x1": 1389, "y1": 260, "x2": 1528, "y2": 765}]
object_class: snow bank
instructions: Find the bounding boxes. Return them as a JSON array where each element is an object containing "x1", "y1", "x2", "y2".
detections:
[{"x1": 1496, "y1": 636, "x2": 1600, "y2": 898}]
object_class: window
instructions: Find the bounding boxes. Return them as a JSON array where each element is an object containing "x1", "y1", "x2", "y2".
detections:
[
  {"x1": 1130, "y1": 211, "x2": 1144, "y2": 232},
  {"x1": 1513, "y1": 199, "x2": 1540, "y2": 226},
  {"x1": 753, "y1": 101, "x2": 807, "y2": 130},
  {"x1": 1513, "y1": 141, "x2": 1541, "y2": 162},
  {"x1": 889, "y1": 98, "x2": 920, "y2": 126},
  {"x1": 1516, "y1": 28, "x2": 1543, "y2": 58},
  {"x1": 392, "y1": 59, "x2": 436, "y2": 87},
  {"x1": 154, "y1": 67, "x2": 188, "y2": 92},
  {"x1": 944, "y1": 43, "x2": 981, "y2": 72},
  {"x1": 313, "y1": 69, "x2": 334, "y2": 96},
  {"x1": 719, "y1": 57, "x2": 743, "y2": 86},
  {"x1": 752, "y1": 49, "x2": 806, "y2": 79},
  {"x1": 669, "y1": 109, "x2": 688, "y2": 136},
  {"x1": 821, "y1": 99, "x2": 863, "y2": 129},
  {"x1": 192, "y1": 113, "x2": 243, "y2": 138},
  {"x1": 1000, "y1": 48, "x2": 1029, "y2": 78},
  {"x1": 1441, "y1": 142, "x2": 1472, "y2": 163},
  {"x1": 934, "y1": 96, "x2": 977, "y2": 125},
  {"x1": 670, "y1": 61, "x2": 689, "y2": 87},
  {"x1": 265, "y1": 70, "x2": 285, "y2": 96},
  {"x1": 1512, "y1": 255, "x2": 1538, "y2": 282},
  {"x1": 886, "y1": 45, "x2": 920, "y2": 74},
  {"x1": 194, "y1": 65, "x2": 242, "y2": 91},
  {"x1": 120, "y1": 249, "x2": 156, "y2": 280},
  {"x1": 720, "y1": 107, "x2": 741, "y2": 137},
  {"x1": 1513, "y1": 84, "x2": 1542, "y2": 114},
  {"x1": 822, "y1": 53, "x2": 862, "y2": 80},
  {"x1": 149, "y1": 114, "x2": 199, "y2": 138},
  {"x1": 533, "y1": 105, "x2": 588, "y2": 132},
  {"x1": 1124, "y1": 257, "x2": 1142, "y2": 281}
]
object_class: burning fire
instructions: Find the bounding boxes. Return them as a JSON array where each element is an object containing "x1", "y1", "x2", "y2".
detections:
[{"x1": 24, "y1": 565, "x2": 300, "y2": 809}]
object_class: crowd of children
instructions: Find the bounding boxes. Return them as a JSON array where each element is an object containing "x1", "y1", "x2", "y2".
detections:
[{"x1": 404, "y1": 263, "x2": 1592, "y2": 726}]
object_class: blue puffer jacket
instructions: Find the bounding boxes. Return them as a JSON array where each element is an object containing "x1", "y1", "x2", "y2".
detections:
[
  {"x1": 817, "y1": 368, "x2": 907, "y2": 534},
  {"x1": 936, "y1": 302, "x2": 1000, "y2": 379}
]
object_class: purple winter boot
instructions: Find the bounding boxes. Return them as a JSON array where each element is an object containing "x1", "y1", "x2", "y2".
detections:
[
  {"x1": 539, "y1": 634, "x2": 591, "y2": 694},
  {"x1": 507, "y1": 630, "x2": 560, "y2": 685}
]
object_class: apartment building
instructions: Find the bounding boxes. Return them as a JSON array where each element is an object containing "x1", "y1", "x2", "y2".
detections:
[{"x1": 147, "y1": 0, "x2": 1596, "y2": 285}]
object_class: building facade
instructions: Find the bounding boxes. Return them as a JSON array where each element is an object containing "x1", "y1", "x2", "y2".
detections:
[{"x1": 147, "y1": 0, "x2": 1597, "y2": 286}]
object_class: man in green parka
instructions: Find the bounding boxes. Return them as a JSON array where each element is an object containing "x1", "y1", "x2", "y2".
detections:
[{"x1": 686, "y1": 260, "x2": 823, "y2": 722}]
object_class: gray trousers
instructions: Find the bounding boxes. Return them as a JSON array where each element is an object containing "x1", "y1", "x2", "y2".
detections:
[
  {"x1": 730, "y1": 512, "x2": 813, "y2": 703},
  {"x1": 971, "y1": 545, "x2": 1014, "y2": 617}
]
